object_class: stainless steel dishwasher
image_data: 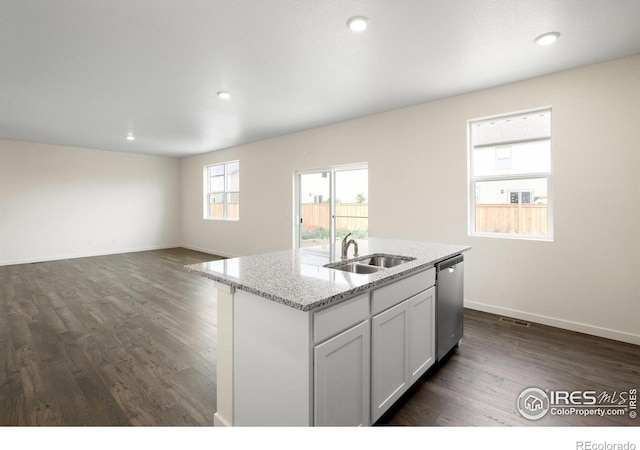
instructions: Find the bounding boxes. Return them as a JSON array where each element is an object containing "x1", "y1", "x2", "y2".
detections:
[{"x1": 436, "y1": 254, "x2": 464, "y2": 361}]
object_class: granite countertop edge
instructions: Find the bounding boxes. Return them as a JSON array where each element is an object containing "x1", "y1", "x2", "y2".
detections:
[
  {"x1": 185, "y1": 260, "x2": 445, "y2": 312},
  {"x1": 184, "y1": 240, "x2": 470, "y2": 312}
]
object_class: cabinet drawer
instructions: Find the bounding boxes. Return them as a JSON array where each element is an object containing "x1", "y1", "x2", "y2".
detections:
[
  {"x1": 371, "y1": 268, "x2": 435, "y2": 316},
  {"x1": 314, "y1": 293, "x2": 369, "y2": 344}
]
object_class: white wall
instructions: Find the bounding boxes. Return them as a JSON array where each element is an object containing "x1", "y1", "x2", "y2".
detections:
[
  {"x1": 0, "y1": 139, "x2": 181, "y2": 265},
  {"x1": 181, "y1": 55, "x2": 640, "y2": 344}
]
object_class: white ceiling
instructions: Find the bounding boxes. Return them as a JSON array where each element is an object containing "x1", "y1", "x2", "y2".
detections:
[{"x1": 1, "y1": 0, "x2": 640, "y2": 158}]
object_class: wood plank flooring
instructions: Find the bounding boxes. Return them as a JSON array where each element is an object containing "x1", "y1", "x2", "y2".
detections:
[
  {"x1": 0, "y1": 248, "x2": 220, "y2": 426},
  {"x1": 379, "y1": 309, "x2": 640, "y2": 426},
  {"x1": 1, "y1": 248, "x2": 638, "y2": 426}
]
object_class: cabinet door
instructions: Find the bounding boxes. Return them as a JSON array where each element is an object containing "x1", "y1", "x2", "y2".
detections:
[
  {"x1": 409, "y1": 287, "x2": 436, "y2": 384},
  {"x1": 314, "y1": 320, "x2": 370, "y2": 426},
  {"x1": 371, "y1": 300, "x2": 410, "y2": 423}
]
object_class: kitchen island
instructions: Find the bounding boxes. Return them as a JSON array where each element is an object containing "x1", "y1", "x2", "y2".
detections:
[{"x1": 185, "y1": 238, "x2": 470, "y2": 426}]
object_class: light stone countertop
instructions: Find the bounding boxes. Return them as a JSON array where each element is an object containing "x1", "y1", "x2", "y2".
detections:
[{"x1": 184, "y1": 238, "x2": 470, "y2": 312}]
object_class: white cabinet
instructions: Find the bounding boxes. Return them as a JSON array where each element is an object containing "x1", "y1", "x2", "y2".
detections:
[
  {"x1": 409, "y1": 287, "x2": 436, "y2": 383},
  {"x1": 371, "y1": 286, "x2": 435, "y2": 423},
  {"x1": 314, "y1": 320, "x2": 370, "y2": 426},
  {"x1": 313, "y1": 293, "x2": 370, "y2": 426},
  {"x1": 371, "y1": 268, "x2": 435, "y2": 315},
  {"x1": 232, "y1": 268, "x2": 436, "y2": 426},
  {"x1": 371, "y1": 299, "x2": 410, "y2": 422},
  {"x1": 313, "y1": 293, "x2": 369, "y2": 344}
]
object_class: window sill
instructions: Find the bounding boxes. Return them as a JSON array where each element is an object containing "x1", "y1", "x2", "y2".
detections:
[
  {"x1": 469, "y1": 232, "x2": 553, "y2": 242},
  {"x1": 204, "y1": 218, "x2": 240, "y2": 222}
]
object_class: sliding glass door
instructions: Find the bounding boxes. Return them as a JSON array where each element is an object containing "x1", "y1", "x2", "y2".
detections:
[
  {"x1": 296, "y1": 164, "x2": 368, "y2": 248},
  {"x1": 298, "y1": 171, "x2": 332, "y2": 247}
]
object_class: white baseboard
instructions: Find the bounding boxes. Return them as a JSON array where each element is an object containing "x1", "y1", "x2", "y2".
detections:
[
  {"x1": 213, "y1": 413, "x2": 231, "y2": 427},
  {"x1": 0, "y1": 244, "x2": 181, "y2": 267},
  {"x1": 465, "y1": 299, "x2": 640, "y2": 346},
  {"x1": 0, "y1": 243, "x2": 234, "y2": 267}
]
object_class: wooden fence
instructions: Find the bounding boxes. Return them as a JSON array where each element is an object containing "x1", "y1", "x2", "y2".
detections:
[
  {"x1": 209, "y1": 202, "x2": 239, "y2": 219},
  {"x1": 301, "y1": 203, "x2": 368, "y2": 232},
  {"x1": 216, "y1": 202, "x2": 544, "y2": 235},
  {"x1": 475, "y1": 204, "x2": 547, "y2": 235}
]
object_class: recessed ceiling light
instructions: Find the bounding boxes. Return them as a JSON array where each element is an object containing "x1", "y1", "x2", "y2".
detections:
[
  {"x1": 347, "y1": 16, "x2": 369, "y2": 32},
  {"x1": 217, "y1": 91, "x2": 231, "y2": 100},
  {"x1": 126, "y1": 134, "x2": 135, "y2": 141},
  {"x1": 534, "y1": 31, "x2": 561, "y2": 46}
]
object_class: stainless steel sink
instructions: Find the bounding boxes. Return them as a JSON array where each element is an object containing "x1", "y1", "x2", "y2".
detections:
[
  {"x1": 362, "y1": 255, "x2": 415, "y2": 268},
  {"x1": 325, "y1": 254, "x2": 415, "y2": 274},
  {"x1": 329, "y1": 262, "x2": 383, "y2": 274}
]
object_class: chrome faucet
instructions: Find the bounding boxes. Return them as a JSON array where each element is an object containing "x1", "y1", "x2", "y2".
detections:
[{"x1": 341, "y1": 232, "x2": 358, "y2": 259}]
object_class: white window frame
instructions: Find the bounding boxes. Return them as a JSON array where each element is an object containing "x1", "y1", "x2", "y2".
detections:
[
  {"x1": 204, "y1": 160, "x2": 239, "y2": 221},
  {"x1": 495, "y1": 145, "x2": 512, "y2": 170},
  {"x1": 468, "y1": 108, "x2": 553, "y2": 241}
]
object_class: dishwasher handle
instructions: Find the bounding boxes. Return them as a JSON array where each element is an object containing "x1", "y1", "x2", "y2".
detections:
[{"x1": 436, "y1": 254, "x2": 464, "y2": 271}]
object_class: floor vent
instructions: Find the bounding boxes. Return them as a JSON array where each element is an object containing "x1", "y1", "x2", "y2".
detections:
[{"x1": 499, "y1": 316, "x2": 530, "y2": 327}]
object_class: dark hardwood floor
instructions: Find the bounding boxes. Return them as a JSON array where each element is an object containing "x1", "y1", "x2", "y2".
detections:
[
  {"x1": 380, "y1": 309, "x2": 640, "y2": 426},
  {"x1": 0, "y1": 248, "x2": 220, "y2": 426},
  {"x1": 1, "y1": 248, "x2": 638, "y2": 427}
]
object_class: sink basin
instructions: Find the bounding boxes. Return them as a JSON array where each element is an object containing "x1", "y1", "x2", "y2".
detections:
[
  {"x1": 329, "y1": 262, "x2": 383, "y2": 274},
  {"x1": 325, "y1": 254, "x2": 415, "y2": 274},
  {"x1": 362, "y1": 255, "x2": 415, "y2": 268}
]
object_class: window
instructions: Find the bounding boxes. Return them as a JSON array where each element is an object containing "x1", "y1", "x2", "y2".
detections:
[
  {"x1": 468, "y1": 109, "x2": 552, "y2": 240},
  {"x1": 204, "y1": 161, "x2": 239, "y2": 220},
  {"x1": 296, "y1": 164, "x2": 368, "y2": 248}
]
